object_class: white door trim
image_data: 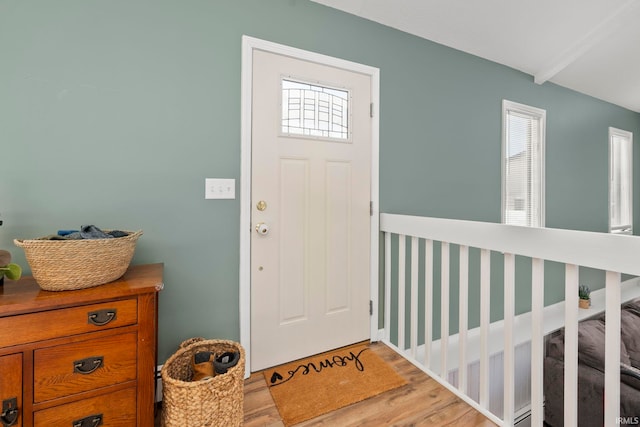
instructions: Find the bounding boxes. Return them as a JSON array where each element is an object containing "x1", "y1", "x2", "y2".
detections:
[{"x1": 240, "y1": 35, "x2": 380, "y2": 376}]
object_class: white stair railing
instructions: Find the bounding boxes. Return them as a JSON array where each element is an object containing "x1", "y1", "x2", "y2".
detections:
[{"x1": 380, "y1": 213, "x2": 640, "y2": 426}]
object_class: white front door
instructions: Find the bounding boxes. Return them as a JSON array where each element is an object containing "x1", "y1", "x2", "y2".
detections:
[{"x1": 250, "y1": 49, "x2": 373, "y2": 370}]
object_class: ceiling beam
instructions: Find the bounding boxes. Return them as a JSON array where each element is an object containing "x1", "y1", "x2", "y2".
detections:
[{"x1": 534, "y1": 0, "x2": 638, "y2": 85}]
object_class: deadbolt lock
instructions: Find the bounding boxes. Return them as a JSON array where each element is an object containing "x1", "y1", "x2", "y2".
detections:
[{"x1": 256, "y1": 200, "x2": 267, "y2": 211}]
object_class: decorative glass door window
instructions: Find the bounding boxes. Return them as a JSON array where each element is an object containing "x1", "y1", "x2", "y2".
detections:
[{"x1": 281, "y1": 79, "x2": 350, "y2": 141}]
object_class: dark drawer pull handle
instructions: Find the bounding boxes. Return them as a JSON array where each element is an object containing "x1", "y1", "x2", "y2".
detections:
[
  {"x1": 88, "y1": 309, "x2": 117, "y2": 326},
  {"x1": 72, "y1": 413, "x2": 103, "y2": 427},
  {"x1": 1, "y1": 397, "x2": 18, "y2": 427},
  {"x1": 73, "y1": 356, "x2": 103, "y2": 375}
]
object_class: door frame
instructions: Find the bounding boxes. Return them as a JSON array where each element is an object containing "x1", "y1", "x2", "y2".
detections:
[{"x1": 239, "y1": 35, "x2": 380, "y2": 375}]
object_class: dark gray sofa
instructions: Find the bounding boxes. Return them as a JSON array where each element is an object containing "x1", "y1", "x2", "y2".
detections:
[{"x1": 544, "y1": 298, "x2": 640, "y2": 427}]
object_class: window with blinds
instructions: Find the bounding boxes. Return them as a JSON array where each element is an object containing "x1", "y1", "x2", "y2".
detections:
[
  {"x1": 609, "y1": 127, "x2": 633, "y2": 234},
  {"x1": 502, "y1": 100, "x2": 546, "y2": 227}
]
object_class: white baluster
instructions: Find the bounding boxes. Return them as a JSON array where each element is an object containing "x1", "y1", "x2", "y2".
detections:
[
  {"x1": 384, "y1": 232, "x2": 391, "y2": 341},
  {"x1": 398, "y1": 234, "x2": 406, "y2": 351},
  {"x1": 479, "y1": 248, "x2": 491, "y2": 409},
  {"x1": 503, "y1": 253, "x2": 515, "y2": 426},
  {"x1": 424, "y1": 239, "x2": 433, "y2": 368},
  {"x1": 410, "y1": 236, "x2": 419, "y2": 359},
  {"x1": 530, "y1": 258, "x2": 544, "y2": 426},
  {"x1": 564, "y1": 264, "x2": 579, "y2": 427},
  {"x1": 441, "y1": 242, "x2": 449, "y2": 379},
  {"x1": 458, "y1": 245, "x2": 469, "y2": 394},
  {"x1": 604, "y1": 270, "x2": 621, "y2": 426}
]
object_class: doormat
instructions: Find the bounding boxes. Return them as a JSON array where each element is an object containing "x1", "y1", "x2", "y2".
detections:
[{"x1": 263, "y1": 343, "x2": 407, "y2": 426}]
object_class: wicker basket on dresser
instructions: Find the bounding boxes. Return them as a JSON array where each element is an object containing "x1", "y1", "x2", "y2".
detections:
[{"x1": 0, "y1": 263, "x2": 163, "y2": 427}]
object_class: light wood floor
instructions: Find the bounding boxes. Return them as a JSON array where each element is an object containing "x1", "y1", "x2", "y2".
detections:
[
  {"x1": 243, "y1": 342, "x2": 497, "y2": 426},
  {"x1": 155, "y1": 342, "x2": 497, "y2": 426}
]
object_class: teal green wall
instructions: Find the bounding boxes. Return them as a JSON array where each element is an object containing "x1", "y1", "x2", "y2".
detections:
[{"x1": 1, "y1": 0, "x2": 639, "y2": 361}]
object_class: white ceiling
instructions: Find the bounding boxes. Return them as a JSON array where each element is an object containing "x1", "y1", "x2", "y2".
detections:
[{"x1": 311, "y1": 0, "x2": 640, "y2": 113}]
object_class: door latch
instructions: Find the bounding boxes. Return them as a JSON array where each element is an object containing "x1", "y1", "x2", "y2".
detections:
[{"x1": 255, "y1": 222, "x2": 270, "y2": 236}]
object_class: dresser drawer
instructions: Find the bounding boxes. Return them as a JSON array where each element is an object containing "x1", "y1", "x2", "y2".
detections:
[
  {"x1": 34, "y1": 332, "x2": 137, "y2": 403},
  {"x1": 34, "y1": 386, "x2": 137, "y2": 426},
  {"x1": 0, "y1": 353, "x2": 22, "y2": 427},
  {"x1": 0, "y1": 298, "x2": 137, "y2": 348}
]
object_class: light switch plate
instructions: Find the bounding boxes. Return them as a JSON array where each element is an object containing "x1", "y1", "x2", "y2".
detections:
[{"x1": 205, "y1": 178, "x2": 235, "y2": 199}]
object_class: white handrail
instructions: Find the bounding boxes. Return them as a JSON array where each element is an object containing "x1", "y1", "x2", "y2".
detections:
[{"x1": 380, "y1": 213, "x2": 640, "y2": 276}]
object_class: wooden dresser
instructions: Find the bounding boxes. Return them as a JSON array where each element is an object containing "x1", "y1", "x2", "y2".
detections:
[{"x1": 0, "y1": 263, "x2": 163, "y2": 427}]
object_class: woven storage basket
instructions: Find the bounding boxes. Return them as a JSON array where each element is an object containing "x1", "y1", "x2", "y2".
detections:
[
  {"x1": 14, "y1": 230, "x2": 142, "y2": 291},
  {"x1": 161, "y1": 338, "x2": 245, "y2": 427}
]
